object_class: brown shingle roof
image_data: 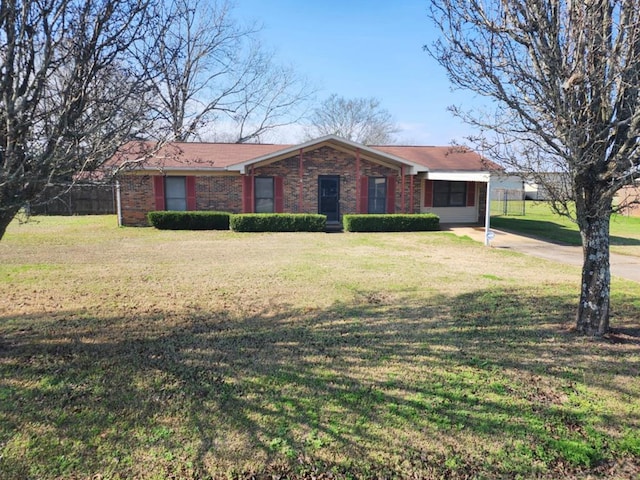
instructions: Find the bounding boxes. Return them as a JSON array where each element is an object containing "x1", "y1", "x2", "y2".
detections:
[
  {"x1": 113, "y1": 137, "x2": 498, "y2": 172},
  {"x1": 114, "y1": 141, "x2": 293, "y2": 170},
  {"x1": 374, "y1": 145, "x2": 498, "y2": 171}
]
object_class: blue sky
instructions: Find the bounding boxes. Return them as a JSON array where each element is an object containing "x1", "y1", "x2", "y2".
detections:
[{"x1": 233, "y1": 0, "x2": 482, "y2": 145}]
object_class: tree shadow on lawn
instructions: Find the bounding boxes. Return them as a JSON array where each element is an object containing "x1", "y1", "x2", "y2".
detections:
[
  {"x1": 1, "y1": 288, "x2": 639, "y2": 479},
  {"x1": 491, "y1": 217, "x2": 640, "y2": 246}
]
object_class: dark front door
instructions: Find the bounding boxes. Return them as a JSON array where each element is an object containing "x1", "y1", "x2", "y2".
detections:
[{"x1": 318, "y1": 176, "x2": 340, "y2": 222}]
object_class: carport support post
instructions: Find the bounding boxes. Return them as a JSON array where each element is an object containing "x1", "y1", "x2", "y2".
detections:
[
  {"x1": 115, "y1": 180, "x2": 122, "y2": 227},
  {"x1": 484, "y1": 176, "x2": 491, "y2": 246}
]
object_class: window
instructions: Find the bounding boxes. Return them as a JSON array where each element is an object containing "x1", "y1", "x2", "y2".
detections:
[
  {"x1": 368, "y1": 177, "x2": 387, "y2": 213},
  {"x1": 255, "y1": 177, "x2": 274, "y2": 213},
  {"x1": 433, "y1": 181, "x2": 467, "y2": 207},
  {"x1": 165, "y1": 176, "x2": 187, "y2": 211}
]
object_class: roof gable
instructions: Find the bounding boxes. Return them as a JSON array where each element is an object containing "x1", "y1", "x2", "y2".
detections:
[{"x1": 227, "y1": 135, "x2": 428, "y2": 173}]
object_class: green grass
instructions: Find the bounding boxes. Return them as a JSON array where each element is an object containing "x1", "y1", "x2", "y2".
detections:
[
  {"x1": 1, "y1": 215, "x2": 639, "y2": 479},
  {"x1": 491, "y1": 201, "x2": 640, "y2": 255}
]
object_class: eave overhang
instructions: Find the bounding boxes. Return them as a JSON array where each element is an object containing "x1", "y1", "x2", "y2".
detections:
[{"x1": 426, "y1": 171, "x2": 491, "y2": 182}]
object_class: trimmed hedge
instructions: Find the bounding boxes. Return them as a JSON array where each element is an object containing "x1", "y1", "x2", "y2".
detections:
[
  {"x1": 147, "y1": 211, "x2": 231, "y2": 230},
  {"x1": 146, "y1": 211, "x2": 439, "y2": 233},
  {"x1": 343, "y1": 214, "x2": 440, "y2": 232},
  {"x1": 230, "y1": 214, "x2": 326, "y2": 232}
]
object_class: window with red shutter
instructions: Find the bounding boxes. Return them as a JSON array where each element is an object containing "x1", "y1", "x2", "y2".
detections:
[
  {"x1": 433, "y1": 181, "x2": 467, "y2": 207},
  {"x1": 367, "y1": 177, "x2": 386, "y2": 213},
  {"x1": 255, "y1": 177, "x2": 274, "y2": 213},
  {"x1": 165, "y1": 176, "x2": 187, "y2": 210}
]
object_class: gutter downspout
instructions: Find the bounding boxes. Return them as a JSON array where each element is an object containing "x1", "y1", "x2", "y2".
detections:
[
  {"x1": 250, "y1": 165, "x2": 255, "y2": 212},
  {"x1": 409, "y1": 174, "x2": 414, "y2": 213},
  {"x1": 355, "y1": 149, "x2": 361, "y2": 213},
  {"x1": 298, "y1": 148, "x2": 304, "y2": 212},
  {"x1": 401, "y1": 166, "x2": 406, "y2": 213}
]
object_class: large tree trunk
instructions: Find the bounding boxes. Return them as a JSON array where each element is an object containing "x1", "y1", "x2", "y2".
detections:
[
  {"x1": 576, "y1": 213, "x2": 611, "y2": 336},
  {"x1": 0, "y1": 206, "x2": 19, "y2": 241}
]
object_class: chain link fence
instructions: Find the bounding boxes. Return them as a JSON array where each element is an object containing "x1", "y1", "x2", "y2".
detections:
[{"x1": 490, "y1": 188, "x2": 526, "y2": 216}]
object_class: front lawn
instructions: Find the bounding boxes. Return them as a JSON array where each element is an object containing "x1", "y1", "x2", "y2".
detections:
[{"x1": 1, "y1": 216, "x2": 639, "y2": 479}]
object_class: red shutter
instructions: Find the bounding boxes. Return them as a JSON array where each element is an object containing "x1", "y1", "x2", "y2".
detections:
[
  {"x1": 466, "y1": 182, "x2": 476, "y2": 207},
  {"x1": 424, "y1": 180, "x2": 434, "y2": 207},
  {"x1": 242, "y1": 176, "x2": 254, "y2": 213},
  {"x1": 358, "y1": 176, "x2": 369, "y2": 213},
  {"x1": 186, "y1": 176, "x2": 197, "y2": 210},
  {"x1": 386, "y1": 176, "x2": 396, "y2": 213},
  {"x1": 274, "y1": 177, "x2": 284, "y2": 213},
  {"x1": 153, "y1": 176, "x2": 165, "y2": 210}
]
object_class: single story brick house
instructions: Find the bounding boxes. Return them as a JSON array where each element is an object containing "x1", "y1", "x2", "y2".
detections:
[{"x1": 113, "y1": 135, "x2": 499, "y2": 227}]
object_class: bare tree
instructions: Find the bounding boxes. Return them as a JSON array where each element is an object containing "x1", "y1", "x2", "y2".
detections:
[
  {"x1": 147, "y1": 0, "x2": 313, "y2": 143},
  {"x1": 305, "y1": 94, "x2": 399, "y2": 145},
  {"x1": 427, "y1": 1, "x2": 640, "y2": 335},
  {"x1": 0, "y1": 0, "x2": 158, "y2": 240}
]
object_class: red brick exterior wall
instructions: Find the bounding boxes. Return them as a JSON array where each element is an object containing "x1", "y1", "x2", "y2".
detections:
[
  {"x1": 195, "y1": 175, "x2": 243, "y2": 213},
  {"x1": 118, "y1": 174, "x2": 245, "y2": 226},
  {"x1": 252, "y1": 146, "x2": 400, "y2": 216},
  {"x1": 117, "y1": 146, "x2": 450, "y2": 226},
  {"x1": 409, "y1": 174, "x2": 427, "y2": 213},
  {"x1": 118, "y1": 175, "x2": 156, "y2": 226}
]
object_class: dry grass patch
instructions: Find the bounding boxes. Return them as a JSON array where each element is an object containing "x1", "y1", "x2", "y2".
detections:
[{"x1": 1, "y1": 216, "x2": 639, "y2": 479}]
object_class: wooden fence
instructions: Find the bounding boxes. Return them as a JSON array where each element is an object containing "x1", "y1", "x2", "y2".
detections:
[{"x1": 30, "y1": 184, "x2": 116, "y2": 215}]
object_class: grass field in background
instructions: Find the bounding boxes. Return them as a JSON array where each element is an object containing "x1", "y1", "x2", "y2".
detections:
[
  {"x1": 1, "y1": 216, "x2": 639, "y2": 479},
  {"x1": 491, "y1": 201, "x2": 640, "y2": 257}
]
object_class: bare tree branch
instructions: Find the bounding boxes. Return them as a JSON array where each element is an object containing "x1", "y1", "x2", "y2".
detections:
[
  {"x1": 0, "y1": 0, "x2": 159, "y2": 239},
  {"x1": 305, "y1": 94, "x2": 399, "y2": 145},
  {"x1": 146, "y1": 0, "x2": 314, "y2": 143},
  {"x1": 426, "y1": 0, "x2": 640, "y2": 335}
]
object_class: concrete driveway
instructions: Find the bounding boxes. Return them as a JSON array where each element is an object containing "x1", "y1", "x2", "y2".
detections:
[{"x1": 446, "y1": 226, "x2": 640, "y2": 283}]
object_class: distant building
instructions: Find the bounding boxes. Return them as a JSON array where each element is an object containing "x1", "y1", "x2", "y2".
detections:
[
  {"x1": 523, "y1": 172, "x2": 571, "y2": 201},
  {"x1": 614, "y1": 183, "x2": 640, "y2": 217}
]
